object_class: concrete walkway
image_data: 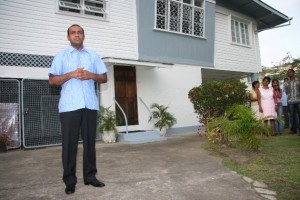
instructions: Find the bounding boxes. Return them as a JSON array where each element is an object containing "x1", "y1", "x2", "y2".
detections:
[{"x1": 0, "y1": 134, "x2": 265, "y2": 200}]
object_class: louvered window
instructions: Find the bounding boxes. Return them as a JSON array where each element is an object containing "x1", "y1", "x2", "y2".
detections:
[{"x1": 58, "y1": 0, "x2": 108, "y2": 19}]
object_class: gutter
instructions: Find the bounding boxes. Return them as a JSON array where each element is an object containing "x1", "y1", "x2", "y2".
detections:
[{"x1": 256, "y1": 17, "x2": 292, "y2": 33}]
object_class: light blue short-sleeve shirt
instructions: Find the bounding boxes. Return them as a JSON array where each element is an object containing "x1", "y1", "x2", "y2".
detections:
[{"x1": 49, "y1": 46, "x2": 108, "y2": 113}]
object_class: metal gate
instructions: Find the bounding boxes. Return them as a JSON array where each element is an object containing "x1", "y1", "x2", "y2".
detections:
[
  {"x1": 0, "y1": 79, "x2": 21, "y2": 149},
  {"x1": 1, "y1": 78, "x2": 101, "y2": 149},
  {"x1": 22, "y1": 79, "x2": 62, "y2": 148}
]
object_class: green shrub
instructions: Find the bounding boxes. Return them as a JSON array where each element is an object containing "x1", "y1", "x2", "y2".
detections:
[
  {"x1": 206, "y1": 105, "x2": 271, "y2": 150},
  {"x1": 188, "y1": 80, "x2": 249, "y2": 123},
  {"x1": 148, "y1": 103, "x2": 177, "y2": 131},
  {"x1": 98, "y1": 106, "x2": 121, "y2": 133}
]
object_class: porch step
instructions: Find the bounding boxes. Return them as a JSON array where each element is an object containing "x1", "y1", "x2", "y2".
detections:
[{"x1": 118, "y1": 130, "x2": 167, "y2": 144}]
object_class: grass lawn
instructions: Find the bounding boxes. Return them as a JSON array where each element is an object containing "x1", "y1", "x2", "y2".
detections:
[{"x1": 202, "y1": 132, "x2": 300, "y2": 200}]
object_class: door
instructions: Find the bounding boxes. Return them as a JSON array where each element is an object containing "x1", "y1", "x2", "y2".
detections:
[{"x1": 114, "y1": 66, "x2": 138, "y2": 125}]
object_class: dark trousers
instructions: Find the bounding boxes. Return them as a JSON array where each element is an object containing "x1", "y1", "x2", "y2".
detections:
[
  {"x1": 288, "y1": 103, "x2": 300, "y2": 133},
  {"x1": 60, "y1": 108, "x2": 98, "y2": 186},
  {"x1": 282, "y1": 105, "x2": 289, "y2": 128}
]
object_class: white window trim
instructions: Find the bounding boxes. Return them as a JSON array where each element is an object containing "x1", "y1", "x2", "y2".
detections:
[
  {"x1": 154, "y1": 0, "x2": 206, "y2": 38},
  {"x1": 230, "y1": 16, "x2": 251, "y2": 47},
  {"x1": 56, "y1": 0, "x2": 110, "y2": 21}
]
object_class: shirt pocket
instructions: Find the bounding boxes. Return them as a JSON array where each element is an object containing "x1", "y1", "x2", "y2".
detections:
[{"x1": 62, "y1": 53, "x2": 79, "y2": 73}]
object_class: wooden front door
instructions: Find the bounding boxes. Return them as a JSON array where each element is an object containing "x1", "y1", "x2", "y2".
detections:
[{"x1": 114, "y1": 66, "x2": 138, "y2": 125}]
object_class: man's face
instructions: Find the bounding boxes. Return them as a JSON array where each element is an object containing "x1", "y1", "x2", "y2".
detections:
[
  {"x1": 287, "y1": 70, "x2": 294, "y2": 78},
  {"x1": 67, "y1": 26, "x2": 85, "y2": 48}
]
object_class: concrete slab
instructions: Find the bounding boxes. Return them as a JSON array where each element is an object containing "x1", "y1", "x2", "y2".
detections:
[
  {"x1": 253, "y1": 181, "x2": 268, "y2": 188},
  {"x1": 260, "y1": 194, "x2": 277, "y2": 200},
  {"x1": 254, "y1": 188, "x2": 277, "y2": 195},
  {"x1": 243, "y1": 176, "x2": 254, "y2": 184},
  {"x1": 118, "y1": 130, "x2": 167, "y2": 144},
  {"x1": 0, "y1": 134, "x2": 263, "y2": 200}
]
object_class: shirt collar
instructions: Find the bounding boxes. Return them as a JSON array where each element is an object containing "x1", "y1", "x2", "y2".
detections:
[{"x1": 67, "y1": 46, "x2": 88, "y2": 53}]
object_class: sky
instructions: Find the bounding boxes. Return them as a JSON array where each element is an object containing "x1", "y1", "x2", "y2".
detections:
[{"x1": 258, "y1": 0, "x2": 300, "y2": 67}]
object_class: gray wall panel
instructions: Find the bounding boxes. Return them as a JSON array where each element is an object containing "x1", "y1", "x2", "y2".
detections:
[{"x1": 137, "y1": 0, "x2": 215, "y2": 67}]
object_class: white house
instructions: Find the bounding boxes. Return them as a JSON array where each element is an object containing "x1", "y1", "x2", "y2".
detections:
[{"x1": 0, "y1": 0, "x2": 291, "y2": 147}]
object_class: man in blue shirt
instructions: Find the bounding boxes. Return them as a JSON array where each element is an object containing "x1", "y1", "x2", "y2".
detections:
[{"x1": 49, "y1": 24, "x2": 108, "y2": 194}]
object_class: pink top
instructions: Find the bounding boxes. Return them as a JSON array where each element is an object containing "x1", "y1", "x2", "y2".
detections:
[{"x1": 273, "y1": 89, "x2": 282, "y2": 104}]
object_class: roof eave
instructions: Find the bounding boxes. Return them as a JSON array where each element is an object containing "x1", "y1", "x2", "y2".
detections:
[
  {"x1": 253, "y1": 0, "x2": 289, "y2": 21},
  {"x1": 253, "y1": 0, "x2": 291, "y2": 32}
]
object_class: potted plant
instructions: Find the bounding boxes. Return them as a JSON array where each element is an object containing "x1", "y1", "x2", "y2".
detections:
[
  {"x1": 0, "y1": 133, "x2": 10, "y2": 153},
  {"x1": 97, "y1": 106, "x2": 121, "y2": 143},
  {"x1": 149, "y1": 103, "x2": 177, "y2": 136}
]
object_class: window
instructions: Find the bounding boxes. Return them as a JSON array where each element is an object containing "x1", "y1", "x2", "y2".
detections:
[
  {"x1": 231, "y1": 18, "x2": 250, "y2": 46},
  {"x1": 155, "y1": 0, "x2": 205, "y2": 37},
  {"x1": 58, "y1": 0, "x2": 108, "y2": 19}
]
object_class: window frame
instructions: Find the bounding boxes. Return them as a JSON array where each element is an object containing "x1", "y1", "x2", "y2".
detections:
[
  {"x1": 231, "y1": 17, "x2": 251, "y2": 47},
  {"x1": 154, "y1": 0, "x2": 205, "y2": 38},
  {"x1": 56, "y1": 0, "x2": 109, "y2": 20}
]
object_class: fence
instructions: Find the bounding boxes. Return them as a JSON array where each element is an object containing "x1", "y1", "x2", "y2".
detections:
[
  {"x1": 22, "y1": 79, "x2": 61, "y2": 148},
  {"x1": 0, "y1": 78, "x2": 102, "y2": 149},
  {"x1": 0, "y1": 79, "x2": 21, "y2": 149}
]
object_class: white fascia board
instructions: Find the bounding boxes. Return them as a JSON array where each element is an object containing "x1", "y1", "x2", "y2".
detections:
[
  {"x1": 206, "y1": 0, "x2": 216, "y2": 4},
  {"x1": 102, "y1": 57, "x2": 210, "y2": 69},
  {"x1": 102, "y1": 57, "x2": 174, "y2": 68},
  {"x1": 0, "y1": 66, "x2": 49, "y2": 80}
]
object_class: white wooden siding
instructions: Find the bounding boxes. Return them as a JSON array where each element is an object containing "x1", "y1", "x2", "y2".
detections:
[
  {"x1": 214, "y1": 5, "x2": 261, "y2": 73},
  {"x1": 0, "y1": 0, "x2": 138, "y2": 59}
]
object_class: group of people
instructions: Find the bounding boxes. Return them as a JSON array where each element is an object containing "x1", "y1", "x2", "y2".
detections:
[{"x1": 250, "y1": 69, "x2": 300, "y2": 136}]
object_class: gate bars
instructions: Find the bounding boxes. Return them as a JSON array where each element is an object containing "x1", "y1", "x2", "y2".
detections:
[
  {"x1": 1, "y1": 79, "x2": 102, "y2": 149},
  {"x1": 21, "y1": 79, "x2": 61, "y2": 148},
  {"x1": 0, "y1": 79, "x2": 21, "y2": 149}
]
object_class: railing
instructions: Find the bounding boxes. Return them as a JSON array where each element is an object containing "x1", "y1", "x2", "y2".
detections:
[
  {"x1": 113, "y1": 97, "x2": 128, "y2": 134},
  {"x1": 113, "y1": 97, "x2": 153, "y2": 135},
  {"x1": 139, "y1": 97, "x2": 154, "y2": 128}
]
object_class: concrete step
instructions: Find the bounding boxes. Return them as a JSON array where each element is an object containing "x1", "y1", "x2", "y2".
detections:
[{"x1": 118, "y1": 130, "x2": 167, "y2": 144}]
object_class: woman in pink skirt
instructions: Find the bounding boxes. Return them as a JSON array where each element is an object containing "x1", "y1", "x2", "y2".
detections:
[{"x1": 259, "y1": 76, "x2": 278, "y2": 135}]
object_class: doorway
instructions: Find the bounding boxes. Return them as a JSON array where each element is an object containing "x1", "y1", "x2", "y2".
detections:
[{"x1": 114, "y1": 66, "x2": 138, "y2": 125}]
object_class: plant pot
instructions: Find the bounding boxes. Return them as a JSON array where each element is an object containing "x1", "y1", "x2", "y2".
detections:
[
  {"x1": 0, "y1": 145, "x2": 7, "y2": 153},
  {"x1": 159, "y1": 127, "x2": 167, "y2": 136},
  {"x1": 102, "y1": 130, "x2": 116, "y2": 143}
]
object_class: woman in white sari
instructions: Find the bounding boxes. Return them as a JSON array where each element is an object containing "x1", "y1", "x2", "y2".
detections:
[{"x1": 250, "y1": 81, "x2": 261, "y2": 119}]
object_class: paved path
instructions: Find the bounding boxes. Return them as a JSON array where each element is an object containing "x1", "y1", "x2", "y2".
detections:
[{"x1": 0, "y1": 134, "x2": 264, "y2": 200}]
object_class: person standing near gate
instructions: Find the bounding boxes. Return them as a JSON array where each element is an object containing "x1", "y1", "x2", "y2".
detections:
[
  {"x1": 284, "y1": 69, "x2": 300, "y2": 134},
  {"x1": 281, "y1": 78, "x2": 289, "y2": 129},
  {"x1": 49, "y1": 24, "x2": 108, "y2": 194}
]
